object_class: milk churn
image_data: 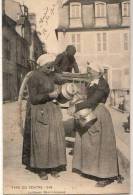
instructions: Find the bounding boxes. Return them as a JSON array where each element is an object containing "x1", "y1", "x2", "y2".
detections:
[{"x1": 57, "y1": 83, "x2": 78, "y2": 104}]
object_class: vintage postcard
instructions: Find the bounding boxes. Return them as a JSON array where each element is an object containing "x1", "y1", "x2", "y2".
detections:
[{"x1": 2, "y1": 0, "x2": 130, "y2": 194}]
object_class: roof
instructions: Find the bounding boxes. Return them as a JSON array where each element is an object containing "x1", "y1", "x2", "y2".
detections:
[
  {"x1": 55, "y1": 25, "x2": 129, "y2": 39},
  {"x1": 4, "y1": 0, "x2": 22, "y2": 22},
  {"x1": 62, "y1": 0, "x2": 129, "y2": 5}
]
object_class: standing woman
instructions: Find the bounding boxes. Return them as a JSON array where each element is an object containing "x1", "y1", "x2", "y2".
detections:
[
  {"x1": 72, "y1": 63, "x2": 122, "y2": 187},
  {"x1": 22, "y1": 54, "x2": 66, "y2": 180}
]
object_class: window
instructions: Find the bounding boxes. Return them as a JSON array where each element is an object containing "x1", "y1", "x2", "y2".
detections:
[
  {"x1": 123, "y1": 33, "x2": 129, "y2": 50},
  {"x1": 71, "y1": 34, "x2": 81, "y2": 53},
  {"x1": 95, "y1": 2, "x2": 106, "y2": 17},
  {"x1": 70, "y1": 3, "x2": 81, "y2": 18},
  {"x1": 4, "y1": 38, "x2": 11, "y2": 60},
  {"x1": 97, "y1": 33, "x2": 101, "y2": 51},
  {"x1": 103, "y1": 33, "x2": 107, "y2": 50},
  {"x1": 72, "y1": 5, "x2": 80, "y2": 18},
  {"x1": 70, "y1": 2, "x2": 82, "y2": 27},
  {"x1": 122, "y1": 2, "x2": 130, "y2": 17},
  {"x1": 97, "y1": 33, "x2": 107, "y2": 52}
]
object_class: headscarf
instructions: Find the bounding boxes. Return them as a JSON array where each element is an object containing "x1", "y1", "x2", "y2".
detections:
[
  {"x1": 87, "y1": 61, "x2": 104, "y2": 73},
  {"x1": 37, "y1": 53, "x2": 56, "y2": 67}
]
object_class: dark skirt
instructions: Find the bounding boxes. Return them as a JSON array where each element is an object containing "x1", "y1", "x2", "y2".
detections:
[
  {"x1": 72, "y1": 103, "x2": 119, "y2": 178},
  {"x1": 22, "y1": 100, "x2": 31, "y2": 166},
  {"x1": 22, "y1": 101, "x2": 66, "y2": 169}
]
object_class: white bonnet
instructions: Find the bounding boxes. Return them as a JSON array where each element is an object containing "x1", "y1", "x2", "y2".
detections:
[
  {"x1": 87, "y1": 61, "x2": 104, "y2": 73},
  {"x1": 37, "y1": 53, "x2": 56, "y2": 66}
]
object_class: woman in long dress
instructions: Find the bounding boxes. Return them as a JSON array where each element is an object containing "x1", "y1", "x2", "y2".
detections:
[
  {"x1": 22, "y1": 54, "x2": 66, "y2": 180},
  {"x1": 72, "y1": 63, "x2": 121, "y2": 187}
]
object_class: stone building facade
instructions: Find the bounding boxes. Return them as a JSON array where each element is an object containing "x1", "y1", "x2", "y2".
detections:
[{"x1": 3, "y1": 0, "x2": 44, "y2": 101}]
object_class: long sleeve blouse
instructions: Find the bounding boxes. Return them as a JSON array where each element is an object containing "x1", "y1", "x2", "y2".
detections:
[
  {"x1": 75, "y1": 76, "x2": 110, "y2": 112},
  {"x1": 27, "y1": 71, "x2": 66, "y2": 105}
]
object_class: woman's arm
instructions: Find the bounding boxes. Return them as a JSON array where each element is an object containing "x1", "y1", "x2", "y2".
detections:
[
  {"x1": 75, "y1": 89, "x2": 105, "y2": 111},
  {"x1": 54, "y1": 54, "x2": 63, "y2": 73},
  {"x1": 53, "y1": 72, "x2": 69, "y2": 85},
  {"x1": 28, "y1": 72, "x2": 50, "y2": 105},
  {"x1": 75, "y1": 78, "x2": 110, "y2": 112},
  {"x1": 73, "y1": 61, "x2": 80, "y2": 73}
]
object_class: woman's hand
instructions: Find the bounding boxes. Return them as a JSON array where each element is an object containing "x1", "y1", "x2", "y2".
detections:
[
  {"x1": 67, "y1": 105, "x2": 76, "y2": 116},
  {"x1": 49, "y1": 91, "x2": 59, "y2": 99}
]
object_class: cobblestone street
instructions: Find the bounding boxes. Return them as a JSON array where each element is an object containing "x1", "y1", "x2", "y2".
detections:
[{"x1": 3, "y1": 101, "x2": 130, "y2": 194}]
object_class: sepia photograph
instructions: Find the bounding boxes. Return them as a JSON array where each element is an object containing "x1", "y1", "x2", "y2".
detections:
[{"x1": 2, "y1": 0, "x2": 130, "y2": 194}]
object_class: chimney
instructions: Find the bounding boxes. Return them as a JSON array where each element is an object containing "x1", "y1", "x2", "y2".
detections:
[{"x1": 29, "y1": 13, "x2": 36, "y2": 31}]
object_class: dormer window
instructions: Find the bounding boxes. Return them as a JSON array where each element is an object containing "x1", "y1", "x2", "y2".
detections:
[
  {"x1": 70, "y1": 3, "x2": 81, "y2": 18},
  {"x1": 70, "y1": 2, "x2": 82, "y2": 27},
  {"x1": 122, "y1": 2, "x2": 130, "y2": 17},
  {"x1": 95, "y1": 2, "x2": 106, "y2": 18}
]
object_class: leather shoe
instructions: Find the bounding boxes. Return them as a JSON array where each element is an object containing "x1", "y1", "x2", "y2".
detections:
[
  {"x1": 51, "y1": 171, "x2": 60, "y2": 178},
  {"x1": 39, "y1": 172, "x2": 48, "y2": 180},
  {"x1": 96, "y1": 179, "x2": 114, "y2": 187}
]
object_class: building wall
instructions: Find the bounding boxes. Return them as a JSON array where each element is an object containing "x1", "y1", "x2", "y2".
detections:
[
  {"x1": 3, "y1": 16, "x2": 31, "y2": 101},
  {"x1": 16, "y1": 37, "x2": 30, "y2": 91},
  {"x1": 23, "y1": 19, "x2": 32, "y2": 45},
  {"x1": 58, "y1": 1, "x2": 130, "y2": 28},
  {"x1": 3, "y1": 1, "x2": 42, "y2": 101},
  {"x1": 3, "y1": 25, "x2": 18, "y2": 100},
  {"x1": 33, "y1": 33, "x2": 43, "y2": 61},
  {"x1": 29, "y1": 31, "x2": 43, "y2": 66}
]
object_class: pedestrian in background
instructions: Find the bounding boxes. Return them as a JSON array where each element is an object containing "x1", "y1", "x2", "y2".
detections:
[{"x1": 54, "y1": 45, "x2": 79, "y2": 73}]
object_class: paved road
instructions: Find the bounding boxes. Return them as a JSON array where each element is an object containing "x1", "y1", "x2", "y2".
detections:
[{"x1": 3, "y1": 102, "x2": 130, "y2": 194}]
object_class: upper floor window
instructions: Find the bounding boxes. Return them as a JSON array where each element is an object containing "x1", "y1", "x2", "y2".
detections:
[
  {"x1": 123, "y1": 33, "x2": 129, "y2": 50},
  {"x1": 70, "y1": 3, "x2": 81, "y2": 18},
  {"x1": 97, "y1": 32, "x2": 107, "y2": 52},
  {"x1": 71, "y1": 33, "x2": 81, "y2": 53},
  {"x1": 122, "y1": 2, "x2": 130, "y2": 17},
  {"x1": 95, "y1": 2, "x2": 106, "y2": 18}
]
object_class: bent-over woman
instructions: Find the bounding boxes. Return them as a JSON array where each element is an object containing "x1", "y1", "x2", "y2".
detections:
[{"x1": 22, "y1": 54, "x2": 66, "y2": 180}]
